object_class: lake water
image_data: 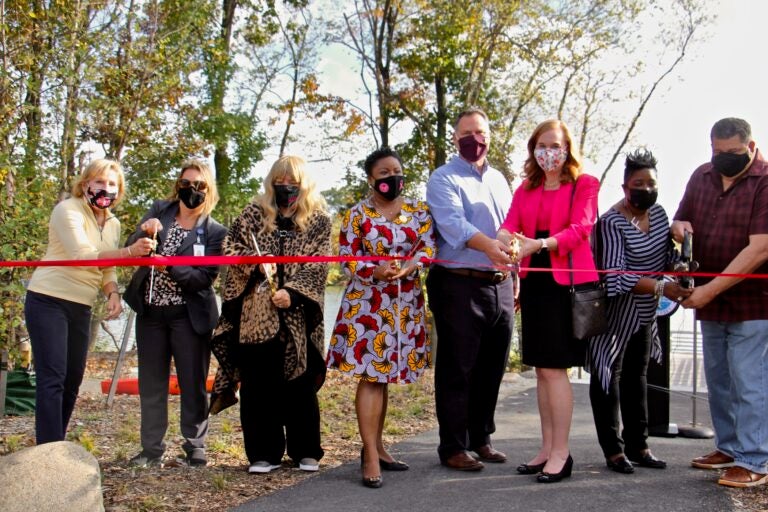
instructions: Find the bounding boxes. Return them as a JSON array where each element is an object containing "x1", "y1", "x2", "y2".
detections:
[{"x1": 96, "y1": 285, "x2": 346, "y2": 352}]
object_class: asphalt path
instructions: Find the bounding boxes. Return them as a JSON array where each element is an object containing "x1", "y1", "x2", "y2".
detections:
[{"x1": 233, "y1": 374, "x2": 736, "y2": 512}]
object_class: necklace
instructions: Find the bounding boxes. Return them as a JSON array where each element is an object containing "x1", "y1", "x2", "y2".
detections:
[
  {"x1": 371, "y1": 196, "x2": 404, "y2": 222},
  {"x1": 624, "y1": 199, "x2": 648, "y2": 232},
  {"x1": 543, "y1": 180, "x2": 560, "y2": 190}
]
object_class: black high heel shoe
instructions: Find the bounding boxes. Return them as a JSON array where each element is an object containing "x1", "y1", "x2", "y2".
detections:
[
  {"x1": 360, "y1": 449, "x2": 383, "y2": 488},
  {"x1": 517, "y1": 460, "x2": 547, "y2": 475},
  {"x1": 536, "y1": 455, "x2": 573, "y2": 483}
]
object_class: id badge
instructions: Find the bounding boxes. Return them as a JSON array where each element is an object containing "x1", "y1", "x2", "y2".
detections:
[{"x1": 193, "y1": 243, "x2": 205, "y2": 257}]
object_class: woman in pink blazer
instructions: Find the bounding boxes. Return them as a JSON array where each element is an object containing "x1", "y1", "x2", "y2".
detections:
[{"x1": 498, "y1": 119, "x2": 599, "y2": 483}]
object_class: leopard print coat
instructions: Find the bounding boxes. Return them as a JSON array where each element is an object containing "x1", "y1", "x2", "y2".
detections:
[{"x1": 209, "y1": 203, "x2": 331, "y2": 414}]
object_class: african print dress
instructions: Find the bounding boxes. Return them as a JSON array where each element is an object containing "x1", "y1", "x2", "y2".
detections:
[{"x1": 326, "y1": 197, "x2": 436, "y2": 384}]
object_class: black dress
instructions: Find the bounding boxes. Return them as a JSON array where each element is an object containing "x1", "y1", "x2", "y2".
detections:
[{"x1": 519, "y1": 230, "x2": 586, "y2": 368}]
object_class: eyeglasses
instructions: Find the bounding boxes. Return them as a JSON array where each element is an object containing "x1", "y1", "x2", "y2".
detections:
[{"x1": 178, "y1": 178, "x2": 208, "y2": 191}]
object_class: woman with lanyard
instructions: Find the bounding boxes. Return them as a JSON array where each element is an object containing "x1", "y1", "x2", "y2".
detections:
[
  {"x1": 25, "y1": 159, "x2": 155, "y2": 444},
  {"x1": 124, "y1": 159, "x2": 226, "y2": 468}
]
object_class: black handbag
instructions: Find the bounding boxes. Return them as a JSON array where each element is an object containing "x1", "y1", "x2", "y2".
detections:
[{"x1": 568, "y1": 179, "x2": 607, "y2": 340}]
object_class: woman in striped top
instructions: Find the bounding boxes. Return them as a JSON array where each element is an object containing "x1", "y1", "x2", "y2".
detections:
[{"x1": 587, "y1": 149, "x2": 691, "y2": 474}]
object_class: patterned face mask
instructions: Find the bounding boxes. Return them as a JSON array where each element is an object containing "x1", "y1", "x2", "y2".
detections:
[
  {"x1": 87, "y1": 187, "x2": 117, "y2": 209},
  {"x1": 534, "y1": 147, "x2": 568, "y2": 173}
]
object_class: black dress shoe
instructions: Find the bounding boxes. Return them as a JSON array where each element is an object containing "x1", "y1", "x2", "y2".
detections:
[
  {"x1": 517, "y1": 461, "x2": 547, "y2": 475},
  {"x1": 627, "y1": 451, "x2": 667, "y2": 469},
  {"x1": 606, "y1": 455, "x2": 635, "y2": 474},
  {"x1": 380, "y1": 458, "x2": 409, "y2": 471},
  {"x1": 362, "y1": 475, "x2": 383, "y2": 488},
  {"x1": 537, "y1": 455, "x2": 573, "y2": 483}
]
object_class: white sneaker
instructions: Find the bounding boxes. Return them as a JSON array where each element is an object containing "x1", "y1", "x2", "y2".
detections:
[
  {"x1": 248, "y1": 461, "x2": 280, "y2": 474},
  {"x1": 299, "y1": 458, "x2": 319, "y2": 472}
]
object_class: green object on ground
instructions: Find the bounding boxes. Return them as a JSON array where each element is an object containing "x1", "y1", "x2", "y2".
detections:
[{"x1": 4, "y1": 369, "x2": 36, "y2": 416}]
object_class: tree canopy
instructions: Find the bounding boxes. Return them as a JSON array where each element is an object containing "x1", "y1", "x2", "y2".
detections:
[{"x1": 0, "y1": 0, "x2": 711, "y2": 354}]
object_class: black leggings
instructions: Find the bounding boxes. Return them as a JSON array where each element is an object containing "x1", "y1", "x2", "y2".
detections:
[{"x1": 589, "y1": 323, "x2": 653, "y2": 458}]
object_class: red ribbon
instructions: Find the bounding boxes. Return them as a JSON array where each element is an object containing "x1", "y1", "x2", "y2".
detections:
[{"x1": 1, "y1": 254, "x2": 766, "y2": 280}]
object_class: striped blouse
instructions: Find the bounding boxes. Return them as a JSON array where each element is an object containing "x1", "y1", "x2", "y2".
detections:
[{"x1": 586, "y1": 204, "x2": 675, "y2": 392}]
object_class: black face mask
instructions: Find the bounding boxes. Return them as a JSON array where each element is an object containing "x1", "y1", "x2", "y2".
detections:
[
  {"x1": 373, "y1": 175, "x2": 405, "y2": 201},
  {"x1": 274, "y1": 185, "x2": 300, "y2": 208},
  {"x1": 627, "y1": 188, "x2": 658, "y2": 211},
  {"x1": 712, "y1": 151, "x2": 751, "y2": 178},
  {"x1": 87, "y1": 187, "x2": 117, "y2": 209},
  {"x1": 178, "y1": 187, "x2": 206, "y2": 209}
]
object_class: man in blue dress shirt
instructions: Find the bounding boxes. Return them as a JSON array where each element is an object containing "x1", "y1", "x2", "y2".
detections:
[{"x1": 426, "y1": 108, "x2": 516, "y2": 471}]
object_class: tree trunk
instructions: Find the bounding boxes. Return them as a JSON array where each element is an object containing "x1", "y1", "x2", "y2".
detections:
[
  {"x1": 212, "y1": 0, "x2": 238, "y2": 206},
  {"x1": 433, "y1": 73, "x2": 447, "y2": 169}
]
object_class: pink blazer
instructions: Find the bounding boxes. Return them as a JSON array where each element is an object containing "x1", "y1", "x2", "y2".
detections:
[{"x1": 502, "y1": 173, "x2": 600, "y2": 285}]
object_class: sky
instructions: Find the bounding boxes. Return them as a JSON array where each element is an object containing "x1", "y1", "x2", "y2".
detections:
[
  {"x1": 250, "y1": 0, "x2": 768, "y2": 222},
  {"x1": 605, "y1": 0, "x2": 768, "y2": 217}
]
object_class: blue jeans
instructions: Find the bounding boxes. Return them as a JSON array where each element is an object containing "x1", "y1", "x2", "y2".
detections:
[{"x1": 701, "y1": 320, "x2": 768, "y2": 473}]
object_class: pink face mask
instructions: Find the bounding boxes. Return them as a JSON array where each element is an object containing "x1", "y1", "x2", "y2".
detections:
[{"x1": 534, "y1": 147, "x2": 568, "y2": 173}]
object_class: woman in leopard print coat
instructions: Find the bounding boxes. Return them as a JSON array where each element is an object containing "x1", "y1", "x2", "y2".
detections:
[{"x1": 210, "y1": 155, "x2": 331, "y2": 474}]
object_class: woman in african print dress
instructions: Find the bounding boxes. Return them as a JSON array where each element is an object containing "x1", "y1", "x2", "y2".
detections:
[{"x1": 326, "y1": 148, "x2": 436, "y2": 488}]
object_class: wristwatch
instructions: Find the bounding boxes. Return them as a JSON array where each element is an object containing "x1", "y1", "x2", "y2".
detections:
[{"x1": 537, "y1": 238, "x2": 548, "y2": 253}]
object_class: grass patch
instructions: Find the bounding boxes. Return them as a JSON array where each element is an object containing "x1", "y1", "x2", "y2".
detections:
[
  {"x1": 1, "y1": 434, "x2": 27, "y2": 454},
  {"x1": 68, "y1": 428, "x2": 99, "y2": 455}
]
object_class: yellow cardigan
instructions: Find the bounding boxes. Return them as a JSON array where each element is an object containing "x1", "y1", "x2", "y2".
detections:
[{"x1": 27, "y1": 196, "x2": 121, "y2": 306}]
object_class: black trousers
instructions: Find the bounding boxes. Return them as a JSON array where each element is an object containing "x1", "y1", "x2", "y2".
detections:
[
  {"x1": 25, "y1": 290, "x2": 91, "y2": 444},
  {"x1": 135, "y1": 304, "x2": 211, "y2": 458},
  {"x1": 589, "y1": 322, "x2": 652, "y2": 458},
  {"x1": 426, "y1": 267, "x2": 515, "y2": 460},
  {"x1": 237, "y1": 339, "x2": 324, "y2": 465}
]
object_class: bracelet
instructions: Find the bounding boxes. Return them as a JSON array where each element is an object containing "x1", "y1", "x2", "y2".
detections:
[
  {"x1": 653, "y1": 279, "x2": 665, "y2": 302},
  {"x1": 107, "y1": 291, "x2": 120, "y2": 300},
  {"x1": 126, "y1": 246, "x2": 133, "y2": 257}
]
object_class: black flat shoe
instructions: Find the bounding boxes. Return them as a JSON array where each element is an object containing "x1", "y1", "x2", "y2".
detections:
[
  {"x1": 627, "y1": 451, "x2": 667, "y2": 469},
  {"x1": 606, "y1": 455, "x2": 635, "y2": 474},
  {"x1": 537, "y1": 455, "x2": 573, "y2": 483},
  {"x1": 380, "y1": 458, "x2": 409, "y2": 471},
  {"x1": 362, "y1": 475, "x2": 383, "y2": 488},
  {"x1": 517, "y1": 461, "x2": 547, "y2": 475}
]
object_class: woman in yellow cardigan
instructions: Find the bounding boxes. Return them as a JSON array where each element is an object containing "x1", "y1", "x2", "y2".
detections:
[{"x1": 25, "y1": 159, "x2": 155, "y2": 444}]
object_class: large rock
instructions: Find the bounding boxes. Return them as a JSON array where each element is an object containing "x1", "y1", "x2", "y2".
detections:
[{"x1": 0, "y1": 441, "x2": 104, "y2": 512}]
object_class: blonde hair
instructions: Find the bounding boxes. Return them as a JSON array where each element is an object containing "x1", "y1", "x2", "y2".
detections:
[
  {"x1": 257, "y1": 155, "x2": 327, "y2": 235},
  {"x1": 168, "y1": 158, "x2": 220, "y2": 216},
  {"x1": 71, "y1": 159, "x2": 126, "y2": 206},
  {"x1": 524, "y1": 119, "x2": 583, "y2": 190}
]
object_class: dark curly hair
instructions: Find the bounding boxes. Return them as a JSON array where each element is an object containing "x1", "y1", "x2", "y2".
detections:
[
  {"x1": 624, "y1": 148, "x2": 657, "y2": 184},
  {"x1": 363, "y1": 147, "x2": 402, "y2": 176}
]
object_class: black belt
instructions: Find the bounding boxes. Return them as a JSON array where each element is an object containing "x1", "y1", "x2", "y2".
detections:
[{"x1": 441, "y1": 267, "x2": 509, "y2": 283}]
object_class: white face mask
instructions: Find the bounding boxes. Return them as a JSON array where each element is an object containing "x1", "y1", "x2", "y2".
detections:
[{"x1": 534, "y1": 147, "x2": 568, "y2": 173}]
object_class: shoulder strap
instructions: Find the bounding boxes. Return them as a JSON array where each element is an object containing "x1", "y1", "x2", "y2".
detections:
[{"x1": 567, "y1": 175, "x2": 601, "y2": 288}]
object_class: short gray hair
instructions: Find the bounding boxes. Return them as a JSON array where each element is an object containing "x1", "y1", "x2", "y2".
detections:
[{"x1": 711, "y1": 117, "x2": 752, "y2": 143}]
